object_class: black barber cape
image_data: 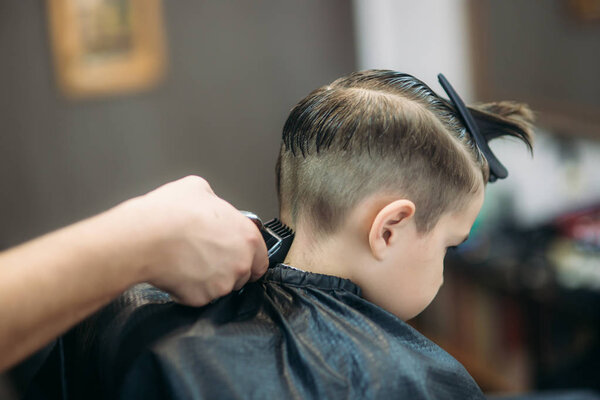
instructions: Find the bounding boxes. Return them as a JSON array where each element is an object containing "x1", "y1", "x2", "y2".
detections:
[{"x1": 29, "y1": 264, "x2": 484, "y2": 399}]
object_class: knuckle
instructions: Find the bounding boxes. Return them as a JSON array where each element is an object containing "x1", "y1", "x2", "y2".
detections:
[
  {"x1": 174, "y1": 288, "x2": 209, "y2": 308},
  {"x1": 190, "y1": 295, "x2": 209, "y2": 307},
  {"x1": 214, "y1": 278, "x2": 233, "y2": 297},
  {"x1": 244, "y1": 227, "x2": 262, "y2": 247},
  {"x1": 233, "y1": 260, "x2": 251, "y2": 276},
  {"x1": 183, "y1": 175, "x2": 210, "y2": 189},
  {"x1": 246, "y1": 229, "x2": 260, "y2": 243}
]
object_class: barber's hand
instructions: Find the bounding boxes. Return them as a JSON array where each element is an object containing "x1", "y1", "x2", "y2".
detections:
[{"x1": 117, "y1": 176, "x2": 269, "y2": 306}]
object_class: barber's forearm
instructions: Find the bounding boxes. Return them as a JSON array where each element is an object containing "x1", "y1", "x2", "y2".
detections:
[
  {"x1": 0, "y1": 176, "x2": 269, "y2": 373},
  {"x1": 0, "y1": 206, "x2": 146, "y2": 372}
]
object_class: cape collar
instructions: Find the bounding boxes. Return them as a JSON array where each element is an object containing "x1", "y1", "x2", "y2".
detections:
[{"x1": 264, "y1": 264, "x2": 362, "y2": 296}]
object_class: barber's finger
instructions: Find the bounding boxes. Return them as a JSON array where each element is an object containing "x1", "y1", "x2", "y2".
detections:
[
  {"x1": 169, "y1": 286, "x2": 210, "y2": 308},
  {"x1": 233, "y1": 268, "x2": 252, "y2": 291},
  {"x1": 249, "y1": 238, "x2": 269, "y2": 282}
]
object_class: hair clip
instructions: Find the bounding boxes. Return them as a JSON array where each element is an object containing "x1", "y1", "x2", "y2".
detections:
[{"x1": 437, "y1": 73, "x2": 507, "y2": 182}]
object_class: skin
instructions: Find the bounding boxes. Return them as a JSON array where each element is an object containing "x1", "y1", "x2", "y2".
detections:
[
  {"x1": 0, "y1": 176, "x2": 269, "y2": 372},
  {"x1": 285, "y1": 186, "x2": 485, "y2": 321}
]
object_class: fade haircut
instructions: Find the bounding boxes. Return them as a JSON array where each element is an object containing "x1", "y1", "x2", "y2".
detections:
[{"x1": 276, "y1": 70, "x2": 534, "y2": 235}]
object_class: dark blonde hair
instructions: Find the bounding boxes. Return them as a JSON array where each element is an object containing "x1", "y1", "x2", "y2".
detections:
[{"x1": 276, "y1": 70, "x2": 534, "y2": 235}]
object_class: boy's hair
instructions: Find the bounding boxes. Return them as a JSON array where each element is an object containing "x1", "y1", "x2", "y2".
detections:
[{"x1": 276, "y1": 70, "x2": 534, "y2": 235}]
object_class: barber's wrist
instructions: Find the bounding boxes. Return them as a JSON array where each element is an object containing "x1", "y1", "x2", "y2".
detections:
[{"x1": 95, "y1": 198, "x2": 158, "y2": 287}]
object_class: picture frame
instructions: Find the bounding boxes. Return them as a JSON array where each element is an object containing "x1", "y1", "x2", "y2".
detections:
[
  {"x1": 569, "y1": 0, "x2": 600, "y2": 21},
  {"x1": 46, "y1": 0, "x2": 166, "y2": 98}
]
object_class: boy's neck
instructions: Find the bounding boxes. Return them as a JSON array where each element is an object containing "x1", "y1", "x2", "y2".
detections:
[
  {"x1": 283, "y1": 225, "x2": 368, "y2": 282},
  {"x1": 284, "y1": 233, "x2": 348, "y2": 279},
  {"x1": 281, "y1": 195, "x2": 389, "y2": 281}
]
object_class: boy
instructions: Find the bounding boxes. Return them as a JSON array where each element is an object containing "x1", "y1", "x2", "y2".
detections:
[
  {"x1": 32, "y1": 70, "x2": 533, "y2": 399},
  {"x1": 276, "y1": 70, "x2": 533, "y2": 321}
]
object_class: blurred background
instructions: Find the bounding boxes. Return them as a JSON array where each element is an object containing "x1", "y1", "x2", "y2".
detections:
[{"x1": 1, "y1": 0, "x2": 599, "y2": 397}]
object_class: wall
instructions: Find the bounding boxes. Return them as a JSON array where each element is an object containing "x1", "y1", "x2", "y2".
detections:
[
  {"x1": 352, "y1": 0, "x2": 473, "y2": 100},
  {"x1": 0, "y1": 1, "x2": 356, "y2": 248},
  {"x1": 478, "y1": 0, "x2": 600, "y2": 136}
]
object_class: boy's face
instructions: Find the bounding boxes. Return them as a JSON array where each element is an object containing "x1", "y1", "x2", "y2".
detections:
[{"x1": 360, "y1": 188, "x2": 485, "y2": 321}]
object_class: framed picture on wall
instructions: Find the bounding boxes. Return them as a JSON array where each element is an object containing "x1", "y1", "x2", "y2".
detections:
[
  {"x1": 46, "y1": 0, "x2": 166, "y2": 98},
  {"x1": 570, "y1": 0, "x2": 600, "y2": 21}
]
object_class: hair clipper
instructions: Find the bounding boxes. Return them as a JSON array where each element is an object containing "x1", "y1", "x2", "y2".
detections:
[{"x1": 241, "y1": 211, "x2": 294, "y2": 265}]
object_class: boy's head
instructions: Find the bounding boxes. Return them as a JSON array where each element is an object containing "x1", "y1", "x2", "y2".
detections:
[{"x1": 277, "y1": 70, "x2": 533, "y2": 319}]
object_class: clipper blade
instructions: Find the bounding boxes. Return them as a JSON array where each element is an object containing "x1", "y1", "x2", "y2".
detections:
[{"x1": 262, "y1": 218, "x2": 295, "y2": 265}]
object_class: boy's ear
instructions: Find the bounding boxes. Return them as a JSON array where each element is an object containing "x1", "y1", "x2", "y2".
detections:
[{"x1": 368, "y1": 199, "x2": 416, "y2": 261}]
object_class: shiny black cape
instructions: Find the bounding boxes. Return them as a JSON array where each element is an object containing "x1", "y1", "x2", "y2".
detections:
[{"x1": 30, "y1": 265, "x2": 484, "y2": 399}]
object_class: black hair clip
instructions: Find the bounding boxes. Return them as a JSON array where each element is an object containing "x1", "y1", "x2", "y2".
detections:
[{"x1": 437, "y1": 73, "x2": 507, "y2": 182}]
